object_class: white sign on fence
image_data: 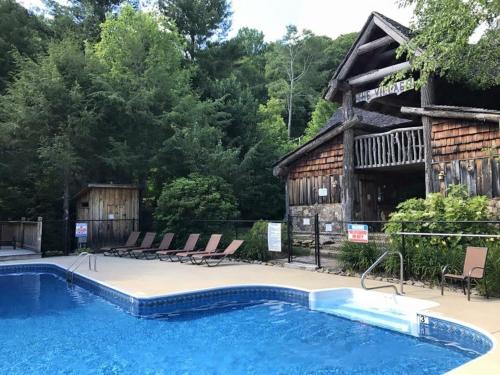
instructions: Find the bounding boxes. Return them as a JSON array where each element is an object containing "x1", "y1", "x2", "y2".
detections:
[
  {"x1": 75, "y1": 222, "x2": 88, "y2": 238},
  {"x1": 347, "y1": 224, "x2": 369, "y2": 243},
  {"x1": 318, "y1": 188, "x2": 328, "y2": 197},
  {"x1": 325, "y1": 223, "x2": 333, "y2": 232},
  {"x1": 267, "y1": 223, "x2": 282, "y2": 252},
  {"x1": 303, "y1": 218, "x2": 310, "y2": 226}
]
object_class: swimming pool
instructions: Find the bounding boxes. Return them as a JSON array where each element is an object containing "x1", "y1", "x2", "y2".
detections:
[{"x1": 0, "y1": 264, "x2": 493, "y2": 374}]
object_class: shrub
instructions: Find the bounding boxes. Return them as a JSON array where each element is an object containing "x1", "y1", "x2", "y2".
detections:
[
  {"x1": 238, "y1": 220, "x2": 288, "y2": 261},
  {"x1": 384, "y1": 184, "x2": 499, "y2": 294},
  {"x1": 339, "y1": 241, "x2": 382, "y2": 273},
  {"x1": 155, "y1": 174, "x2": 240, "y2": 239}
]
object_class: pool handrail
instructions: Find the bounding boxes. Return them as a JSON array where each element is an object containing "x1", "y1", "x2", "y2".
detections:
[
  {"x1": 361, "y1": 250, "x2": 404, "y2": 295},
  {"x1": 66, "y1": 252, "x2": 97, "y2": 283}
]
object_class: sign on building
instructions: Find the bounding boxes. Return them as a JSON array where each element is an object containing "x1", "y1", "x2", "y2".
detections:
[
  {"x1": 75, "y1": 222, "x2": 88, "y2": 238},
  {"x1": 267, "y1": 222, "x2": 282, "y2": 252},
  {"x1": 347, "y1": 224, "x2": 369, "y2": 243},
  {"x1": 355, "y1": 78, "x2": 415, "y2": 103}
]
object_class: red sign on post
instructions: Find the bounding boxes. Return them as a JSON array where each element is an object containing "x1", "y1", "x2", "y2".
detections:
[{"x1": 347, "y1": 224, "x2": 369, "y2": 243}]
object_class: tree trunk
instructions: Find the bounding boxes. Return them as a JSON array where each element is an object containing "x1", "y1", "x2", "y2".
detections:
[
  {"x1": 288, "y1": 78, "x2": 293, "y2": 139},
  {"x1": 63, "y1": 170, "x2": 70, "y2": 255}
]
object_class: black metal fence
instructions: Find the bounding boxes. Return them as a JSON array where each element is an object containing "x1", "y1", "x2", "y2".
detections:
[
  {"x1": 41, "y1": 219, "x2": 138, "y2": 255},
  {"x1": 39, "y1": 217, "x2": 499, "y2": 284}
]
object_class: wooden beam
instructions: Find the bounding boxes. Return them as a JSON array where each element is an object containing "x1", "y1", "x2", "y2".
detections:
[
  {"x1": 357, "y1": 36, "x2": 394, "y2": 55},
  {"x1": 342, "y1": 90, "x2": 355, "y2": 223},
  {"x1": 334, "y1": 20, "x2": 377, "y2": 84},
  {"x1": 373, "y1": 15, "x2": 408, "y2": 46},
  {"x1": 347, "y1": 61, "x2": 410, "y2": 86},
  {"x1": 420, "y1": 76, "x2": 436, "y2": 195},
  {"x1": 401, "y1": 107, "x2": 500, "y2": 123},
  {"x1": 365, "y1": 48, "x2": 399, "y2": 70}
]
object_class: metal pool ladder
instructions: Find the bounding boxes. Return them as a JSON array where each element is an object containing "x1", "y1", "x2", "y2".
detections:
[
  {"x1": 66, "y1": 252, "x2": 97, "y2": 283},
  {"x1": 361, "y1": 250, "x2": 404, "y2": 295}
]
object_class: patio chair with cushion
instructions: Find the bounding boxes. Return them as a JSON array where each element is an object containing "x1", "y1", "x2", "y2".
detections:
[
  {"x1": 191, "y1": 240, "x2": 244, "y2": 267},
  {"x1": 441, "y1": 246, "x2": 489, "y2": 301},
  {"x1": 102, "y1": 231, "x2": 140, "y2": 256},
  {"x1": 175, "y1": 234, "x2": 222, "y2": 262},
  {"x1": 130, "y1": 233, "x2": 175, "y2": 260},
  {"x1": 157, "y1": 234, "x2": 200, "y2": 261}
]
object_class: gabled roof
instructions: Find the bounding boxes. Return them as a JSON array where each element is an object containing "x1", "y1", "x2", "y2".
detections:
[
  {"x1": 272, "y1": 108, "x2": 412, "y2": 176},
  {"x1": 325, "y1": 12, "x2": 412, "y2": 101},
  {"x1": 319, "y1": 107, "x2": 412, "y2": 135}
]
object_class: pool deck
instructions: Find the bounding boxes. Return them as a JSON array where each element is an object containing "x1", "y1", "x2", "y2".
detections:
[{"x1": 4, "y1": 255, "x2": 500, "y2": 374}]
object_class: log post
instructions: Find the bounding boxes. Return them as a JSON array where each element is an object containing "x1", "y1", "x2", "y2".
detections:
[
  {"x1": 342, "y1": 89, "x2": 355, "y2": 223},
  {"x1": 421, "y1": 76, "x2": 436, "y2": 195},
  {"x1": 36, "y1": 216, "x2": 43, "y2": 254}
]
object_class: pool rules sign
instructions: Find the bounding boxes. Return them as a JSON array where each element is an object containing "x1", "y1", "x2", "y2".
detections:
[
  {"x1": 347, "y1": 224, "x2": 369, "y2": 243},
  {"x1": 267, "y1": 223, "x2": 282, "y2": 252}
]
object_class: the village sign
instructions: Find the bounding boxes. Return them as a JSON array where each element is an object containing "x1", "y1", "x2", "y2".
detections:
[{"x1": 355, "y1": 78, "x2": 415, "y2": 103}]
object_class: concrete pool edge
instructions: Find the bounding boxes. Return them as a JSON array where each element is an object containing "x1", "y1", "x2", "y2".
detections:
[{"x1": 0, "y1": 261, "x2": 495, "y2": 373}]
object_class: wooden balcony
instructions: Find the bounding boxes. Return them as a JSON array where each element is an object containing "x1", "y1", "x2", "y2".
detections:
[{"x1": 354, "y1": 126, "x2": 424, "y2": 169}]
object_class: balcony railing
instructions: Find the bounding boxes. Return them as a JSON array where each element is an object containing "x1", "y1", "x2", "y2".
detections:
[{"x1": 354, "y1": 126, "x2": 424, "y2": 168}]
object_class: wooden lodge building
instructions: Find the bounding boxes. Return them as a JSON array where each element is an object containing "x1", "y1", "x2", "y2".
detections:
[{"x1": 273, "y1": 12, "x2": 500, "y2": 224}]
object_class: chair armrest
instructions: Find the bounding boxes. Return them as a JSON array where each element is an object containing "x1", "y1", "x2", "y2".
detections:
[
  {"x1": 468, "y1": 266, "x2": 484, "y2": 278},
  {"x1": 441, "y1": 265, "x2": 449, "y2": 276}
]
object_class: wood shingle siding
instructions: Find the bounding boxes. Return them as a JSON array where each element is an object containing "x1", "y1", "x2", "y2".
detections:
[
  {"x1": 287, "y1": 135, "x2": 344, "y2": 206},
  {"x1": 430, "y1": 118, "x2": 499, "y2": 198},
  {"x1": 432, "y1": 119, "x2": 499, "y2": 162},
  {"x1": 289, "y1": 135, "x2": 343, "y2": 179}
]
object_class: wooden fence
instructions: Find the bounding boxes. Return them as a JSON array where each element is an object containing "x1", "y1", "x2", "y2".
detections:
[
  {"x1": 0, "y1": 218, "x2": 43, "y2": 252},
  {"x1": 354, "y1": 126, "x2": 424, "y2": 168}
]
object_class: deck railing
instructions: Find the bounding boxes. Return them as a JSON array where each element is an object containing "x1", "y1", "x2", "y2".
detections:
[
  {"x1": 0, "y1": 218, "x2": 43, "y2": 252},
  {"x1": 354, "y1": 126, "x2": 424, "y2": 168}
]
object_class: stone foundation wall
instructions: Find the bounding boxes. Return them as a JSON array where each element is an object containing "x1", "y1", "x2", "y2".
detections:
[{"x1": 488, "y1": 198, "x2": 500, "y2": 220}]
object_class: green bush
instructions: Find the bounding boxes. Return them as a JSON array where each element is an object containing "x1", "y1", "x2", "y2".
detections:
[
  {"x1": 384, "y1": 185, "x2": 499, "y2": 294},
  {"x1": 238, "y1": 220, "x2": 287, "y2": 261},
  {"x1": 155, "y1": 174, "x2": 240, "y2": 239},
  {"x1": 339, "y1": 241, "x2": 382, "y2": 273}
]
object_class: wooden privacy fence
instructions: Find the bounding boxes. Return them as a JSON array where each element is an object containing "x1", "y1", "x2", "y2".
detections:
[
  {"x1": 354, "y1": 126, "x2": 424, "y2": 168},
  {"x1": 0, "y1": 218, "x2": 43, "y2": 252}
]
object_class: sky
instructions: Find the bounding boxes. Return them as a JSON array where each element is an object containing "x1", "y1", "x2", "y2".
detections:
[
  {"x1": 18, "y1": 0, "x2": 414, "y2": 41},
  {"x1": 230, "y1": 0, "x2": 413, "y2": 41}
]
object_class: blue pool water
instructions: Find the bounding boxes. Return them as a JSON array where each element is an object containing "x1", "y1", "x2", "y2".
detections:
[{"x1": 0, "y1": 272, "x2": 477, "y2": 374}]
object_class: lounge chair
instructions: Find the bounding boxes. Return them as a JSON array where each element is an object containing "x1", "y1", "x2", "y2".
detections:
[
  {"x1": 175, "y1": 234, "x2": 222, "y2": 263},
  {"x1": 115, "y1": 232, "x2": 156, "y2": 257},
  {"x1": 441, "y1": 246, "x2": 489, "y2": 301},
  {"x1": 191, "y1": 240, "x2": 244, "y2": 267},
  {"x1": 130, "y1": 233, "x2": 174, "y2": 259},
  {"x1": 157, "y1": 234, "x2": 200, "y2": 261},
  {"x1": 102, "y1": 231, "x2": 140, "y2": 256}
]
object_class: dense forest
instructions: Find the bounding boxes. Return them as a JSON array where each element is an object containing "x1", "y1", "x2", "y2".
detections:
[
  {"x1": 0, "y1": 0, "x2": 356, "y2": 223},
  {"x1": 1, "y1": 0, "x2": 497, "y2": 225}
]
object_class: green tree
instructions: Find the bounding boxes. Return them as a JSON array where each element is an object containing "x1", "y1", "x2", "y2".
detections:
[
  {"x1": 158, "y1": 0, "x2": 231, "y2": 59},
  {"x1": 397, "y1": 0, "x2": 500, "y2": 89},
  {"x1": 91, "y1": 5, "x2": 190, "y2": 186},
  {"x1": 0, "y1": 38, "x2": 97, "y2": 219},
  {"x1": 43, "y1": 0, "x2": 125, "y2": 40},
  {"x1": 265, "y1": 29, "x2": 356, "y2": 138},
  {"x1": 303, "y1": 99, "x2": 338, "y2": 142},
  {"x1": 155, "y1": 173, "x2": 239, "y2": 235},
  {"x1": 0, "y1": 0, "x2": 49, "y2": 92}
]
